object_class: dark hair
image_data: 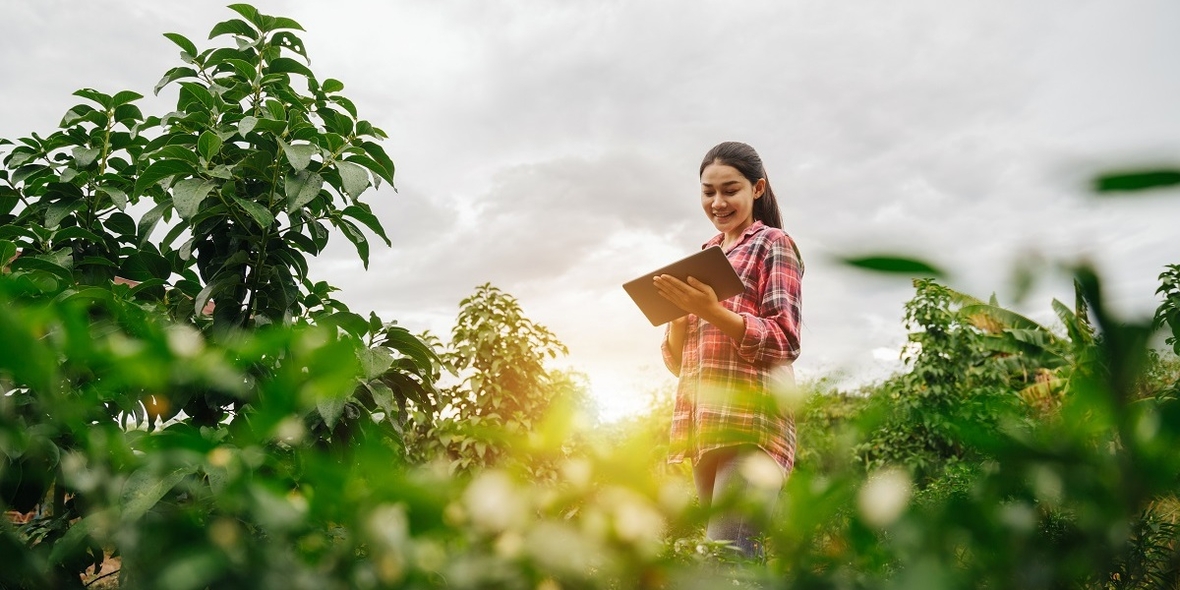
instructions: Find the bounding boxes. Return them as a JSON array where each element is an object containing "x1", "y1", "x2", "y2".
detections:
[{"x1": 699, "y1": 141, "x2": 783, "y2": 229}]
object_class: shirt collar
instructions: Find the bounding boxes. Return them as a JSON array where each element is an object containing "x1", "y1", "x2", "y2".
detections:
[{"x1": 704, "y1": 220, "x2": 765, "y2": 250}]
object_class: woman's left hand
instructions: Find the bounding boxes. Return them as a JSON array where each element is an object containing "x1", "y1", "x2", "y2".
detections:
[{"x1": 653, "y1": 275, "x2": 723, "y2": 319}]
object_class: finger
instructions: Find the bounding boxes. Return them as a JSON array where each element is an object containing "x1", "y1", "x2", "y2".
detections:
[
  {"x1": 656, "y1": 274, "x2": 690, "y2": 290},
  {"x1": 652, "y1": 279, "x2": 683, "y2": 302},
  {"x1": 685, "y1": 276, "x2": 717, "y2": 298},
  {"x1": 654, "y1": 275, "x2": 691, "y2": 296}
]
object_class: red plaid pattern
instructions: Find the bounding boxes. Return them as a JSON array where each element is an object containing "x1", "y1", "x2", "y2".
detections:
[{"x1": 662, "y1": 221, "x2": 803, "y2": 473}]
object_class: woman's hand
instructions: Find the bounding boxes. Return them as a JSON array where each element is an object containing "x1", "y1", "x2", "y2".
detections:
[
  {"x1": 653, "y1": 274, "x2": 747, "y2": 342},
  {"x1": 653, "y1": 275, "x2": 723, "y2": 318}
]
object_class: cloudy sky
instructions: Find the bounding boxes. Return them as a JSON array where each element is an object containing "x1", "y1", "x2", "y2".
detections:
[{"x1": 4, "y1": 0, "x2": 1179, "y2": 419}]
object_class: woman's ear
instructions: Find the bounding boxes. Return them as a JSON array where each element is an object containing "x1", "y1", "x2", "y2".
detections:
[{"x1": 754, "y1": 178, "x2": 767, "y2": 199}]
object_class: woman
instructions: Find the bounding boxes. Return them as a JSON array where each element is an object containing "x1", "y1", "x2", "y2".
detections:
[{"x1": 653, "y1": 141, "x2": 803, "y2": 558}]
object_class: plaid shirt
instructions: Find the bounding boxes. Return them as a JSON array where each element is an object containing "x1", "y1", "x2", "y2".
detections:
[{"x1": 662, "y1": 221, "x2": 803, "y2": 473}]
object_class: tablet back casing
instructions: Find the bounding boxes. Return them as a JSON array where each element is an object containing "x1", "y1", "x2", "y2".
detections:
[{"x1": 622, "y1": 245, "x2": 747, "y2": 326}]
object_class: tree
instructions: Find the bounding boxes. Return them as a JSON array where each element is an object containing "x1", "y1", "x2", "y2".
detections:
[
  {"x1": 0, "y1": 5, "x2": 440, "y2": 586},
  {"x1": 408, "y1": 284, "x2": 574, "y2": 475},
  {"x1": 856, "y1": 279, "x2": 1014, "y2": 487}
]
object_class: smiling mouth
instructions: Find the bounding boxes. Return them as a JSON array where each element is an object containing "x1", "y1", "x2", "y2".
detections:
[{"x1": 713, "y1": 211, "x2": 733, "y2": 220}]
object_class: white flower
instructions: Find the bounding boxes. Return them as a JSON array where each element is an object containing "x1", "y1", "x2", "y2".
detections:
[
  {"x1": 857, "y1": 468, "x2": 912, "y2": 528},
  {"x1": 463, "y1": 470, "x2": 528, "y2": 534}
]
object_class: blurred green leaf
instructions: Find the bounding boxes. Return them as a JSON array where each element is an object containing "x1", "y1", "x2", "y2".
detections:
[
  {"x1": 841, "y1": 255, "x2": 946, "y2": 278},
  {"x1": 1094, "y1": 169, "x2": 1180, "y2": 193},
  {"x1": 120, "y1": 465, "x2": 196, "y2": 522}
]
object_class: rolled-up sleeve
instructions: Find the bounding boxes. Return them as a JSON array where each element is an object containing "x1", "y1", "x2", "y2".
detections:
[{"x1": 735, "y1": 235, "x2": 802, "y2": 364}]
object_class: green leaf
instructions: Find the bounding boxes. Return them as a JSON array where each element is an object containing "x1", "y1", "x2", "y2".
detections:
[
  {"x1": 162, "y1": 32, "x2": 198, "y2": 57},
  {"x1": 267, "y1": 57, "x2": 313, "y2": 79},
  {"x1": 331, "y1": 95, "x2": 358, "y2": 118},
  {"x1": 238, "y1": 115, "x2": 258, "y2": 135},
  {"x1": 178, "y1": 82, "x2": 216, "y2": 111},
  {"x1": 357, "y1": 346, "x2": 394, "y2": 380},
  {"x1": 272, "y1": 32, "x2": 308, "y2": 62},
  {"x1": 1093, "y1": 169, "x2": 1180, "y2": 193},
  {"x1": 0, "y1": 190, "x2": 16, "y2": 217},
  {"x1": 959, "y1": 304, "x2": 1045, "y2": 331},
  {"x1": 106, "y1": 211, "x2": 137, "y2": 238},
  {"x1": 119, "y1": 248, "x2": 171, "y2": 282},
  {"x1": 198, "y1": 131, "x2": 223, "y2": 162},
  {"x1": 113, "y1": 103, "x2": 145, "y2": 125},
  {"x1": 270, "y1": 17, "x2": 306, "y2": 32},
  {"x1": 322, "y1": 311, "x2": 370, "y2": 337},
  {"x1": 226, "y1": 4, "x2": 263, "y2": 28},
  {"x1": 285, "y1": 170, "x2": 323, "y2": 213},
  {"x1": 336, "y1": 160, "x2": 370, "y2": 199},
  {"x1": 322, "y1": 78, "x2": 344, "y2": 94},
  {"x1": 209, "y1": 18, "x2": 258, "y2": 40},
  {"x1": 135, "y1": 159, "x2": 196, "y2": 197},
  {"x1": 278, "y1": 139, "x2": 317, "y2": 171},
  {"x1": 222, "y1": 58, "x2": 258, "y2": 82},
  {"x1": 265, "y1": 98, "x2": 286, "y2": 122},
  {"x1": 172, "y1": 178, "x2": 218, "y2": 220},
  {"x1": 336, "y1": 218, "x2": 370, "y2": 268},
  {"x1": 45, "y1": 202, "x2": 80, "y2": 228},
  {"x1": 317, "y1": 397, "x2": 346, "y2": 429},
  {"x1": 151, "y1": 145, "x2": 201, "y2": 166},
  {"x1": 121, "y1": 466, "x2": 195, "y2": 522},
  {"x1": 73, "y1": 88, "x2": 112, "y2": 109},
  {"x1": 0, "y1": 241, "x2": 16, "y2": 267},
  {"x1": 365, "y1": 381, "x2": 398, "y2": 421},
  {"x1": 234, "y1": 196, "x2": 274, "y2": 229},
  {"x1": 360, "y1": 141, "x2": 395, "y2": 185},
  {"x1": 71, "y1": 146, "x2": 101, "y2": 168},
  {"x1": 10, "y1": 256, "x2": 74, "y2": 285},
  {"x1": 47, "y1": 511, "x2": 107, "y2": 565},
  {"x1": 841, "y1": 255, "x2": 945, "y2": 278},
  {"x1": 381, "y1": 326, "x2": 441, "y2": 375},
  {"x1": 342, "y1": 204, "x2": 390, "y2": 247},
  {"x1": 194, "y1": 274, "x2": 239, "y2": 317},
  {"x1": 137, "y1": 202, "x2": 170, "y2": 246},
  {"x1": 53, "y1": 226, "x2": 104, "y2": 244},
  {"x1": 59, "y1": 103, "x2": 97, "y2": 127},
  {"x1": 111, "y1": 90, "x2": 144, "y2": 106},
  {"x1": 154, "y1": 67, "x2": 199, "y2": 95}
]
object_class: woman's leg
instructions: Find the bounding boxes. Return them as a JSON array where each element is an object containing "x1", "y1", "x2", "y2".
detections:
[{"x1": 693, "y1": 446, "x2": 783, "y2": 559}]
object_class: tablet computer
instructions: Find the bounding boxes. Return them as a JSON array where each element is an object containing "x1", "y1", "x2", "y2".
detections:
[{"x1": 622, "y1": 245, "x2": 746, "y2": 326}]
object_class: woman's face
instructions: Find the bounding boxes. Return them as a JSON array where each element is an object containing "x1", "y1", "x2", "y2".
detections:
[{"x1": 700, "y1": 163, "x2": 763, "y2": 237}]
